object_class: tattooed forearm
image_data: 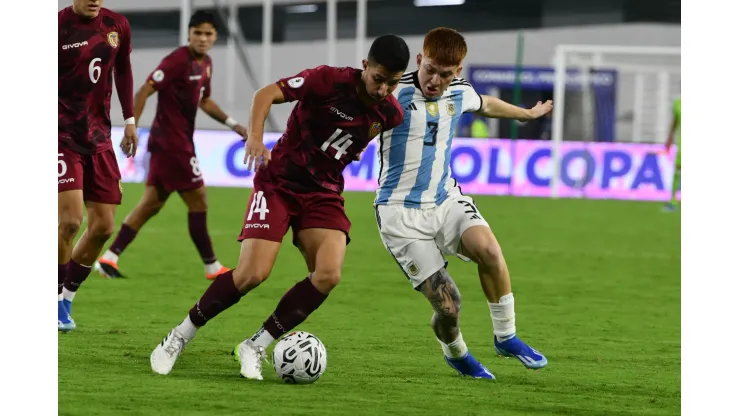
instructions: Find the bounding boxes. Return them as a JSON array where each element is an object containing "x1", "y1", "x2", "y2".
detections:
[{"x1": 419, "y1": 268, "x2": 462, "y2": 343}]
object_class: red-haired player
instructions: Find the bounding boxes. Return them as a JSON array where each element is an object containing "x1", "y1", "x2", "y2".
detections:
[{"x1": 375, "y1": 28, "x2": 552, "y2": 378}]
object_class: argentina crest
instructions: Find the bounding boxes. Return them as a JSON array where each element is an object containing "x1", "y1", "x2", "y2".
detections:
[
  {"x1": 447, "y1": 101, "x2": 456, "y2": 115},
  {"x1": 107, "y1": 31, "x2": 119, "y2": 48},
  {"x1": 426, "y1": 102, "x2": 439, "y2": 117},
  {"x1": 368, "y1": 122, "x2": 382, "y2": 138}
]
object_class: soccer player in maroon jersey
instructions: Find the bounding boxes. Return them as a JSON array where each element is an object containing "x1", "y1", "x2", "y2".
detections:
[
  {"x1": 94, "y1": 11, "x2": 246, "y2": 281},
  {"x1": 58, "y1": 0, "x2": 138, "y2": 332},
  {"x1": 150, "y1": 34, "x2": 410, "y2": 378}
]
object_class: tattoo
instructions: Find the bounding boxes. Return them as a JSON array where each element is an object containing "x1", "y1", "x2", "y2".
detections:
[{"x1": 420, "y1": 269, "x2": 462, "y2": 343}]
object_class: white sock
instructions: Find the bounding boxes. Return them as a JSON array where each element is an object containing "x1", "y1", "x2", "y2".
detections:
[
  {"x1": 438, "y1": 332, "x2": 469, "y2": 359},
  {"x1": 175, "y1": 316, "x2": 199, "y2": 342},
  {"x1": 205, "y1": 261, "x2": 223, "y2": 276},
  {"x1": 102, "y1": 250, "x2": 119, "y2": 263},
  {"x1": 488, "y1": 293, "x2": 516, "y2": 341},
  {"x1": 249, "y1": 326, "x2": 275, "y2": 349},
  {"x1": 58, "y1": 293, "x2": 63, "y2": 302},
  {"x1": 62, "y1": 288, "x2": 76, "y2": 302}
]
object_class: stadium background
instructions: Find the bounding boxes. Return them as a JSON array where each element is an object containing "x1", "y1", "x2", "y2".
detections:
[
  {"x1": 59, "y1": 0, "x2": 681, "y2": 202},
  {"x1": 57, "y1": 1, "x2": 681, "y2": 415}
]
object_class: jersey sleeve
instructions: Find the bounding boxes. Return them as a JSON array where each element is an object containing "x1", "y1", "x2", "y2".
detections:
[
  {"x1": 276, "y1": 65, "x2": 334, "y2": 102},
  {"x1": 113, "y1": 16, "x2": 134, "y2": 120},
  {"x1": 203, "y1": 62, "x2": 213, "y2": 99},
  {"x1": 147, "y1": 51, "x2": 186, "y2": 91},
  {"x1": 458, "y1": 79, "x2": 483, "y2": 113}
]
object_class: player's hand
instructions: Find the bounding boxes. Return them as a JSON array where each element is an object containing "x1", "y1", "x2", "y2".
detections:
[
  {"x1": 120, "y1": 124, "x2": 139, "y2": 158},
  {"x1": 526, "y1": 100, "x2": 554, "y2": 120},
  {"x1": 243, "y1": 137, "x2": 271, "y2": 171},
  {"x1": 233, "y1": 124, "x2": 248, "y2": 141}
]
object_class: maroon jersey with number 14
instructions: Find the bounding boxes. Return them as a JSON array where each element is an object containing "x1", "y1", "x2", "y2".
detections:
[
  {"x1": 256, "y1": 65, "x2": 404, "y2": 194},
  {"x1": 240, "y1": 65, "x2": 404, "y2": 245}
]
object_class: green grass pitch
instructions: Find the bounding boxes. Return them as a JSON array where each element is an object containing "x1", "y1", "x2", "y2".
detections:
[{"x1": 59, "y1": 183, "x2": 680, "y2": 415}]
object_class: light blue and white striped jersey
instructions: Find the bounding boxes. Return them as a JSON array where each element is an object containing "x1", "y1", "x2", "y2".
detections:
[{"x1": 375, "y1": 71, "x2": 483, "y2": 208}]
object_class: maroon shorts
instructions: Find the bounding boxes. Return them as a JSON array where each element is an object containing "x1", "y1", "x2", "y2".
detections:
[
  {"x1": 146, "y1": 151, "x2": 204, "y2": 193},
  {"x1": 58, "y1": 148, "x2": 122, "y2": 205},
  {"x1": 238, "y1": 180, "x2": 352, "y2": 246}
]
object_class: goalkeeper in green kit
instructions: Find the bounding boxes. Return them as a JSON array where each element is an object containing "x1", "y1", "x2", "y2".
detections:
[{"x1": 664, "y1": 96, "x2": 681, "y2": 212}]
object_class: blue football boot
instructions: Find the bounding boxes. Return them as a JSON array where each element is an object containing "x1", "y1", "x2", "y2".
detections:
[
  {"x1": 494, "y1": 335, "x2": 547, "y2": 369},
  {"x1": 445, "y1": 352, "x2": 496, "y2": 379},
  {"x1": 58, "y1": 300, "x2": 76, "y2": 332}
]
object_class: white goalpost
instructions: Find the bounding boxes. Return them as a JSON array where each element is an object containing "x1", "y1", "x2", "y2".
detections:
[{"x1": 550, "y1": 44, "x2": 681, "y2": 199}]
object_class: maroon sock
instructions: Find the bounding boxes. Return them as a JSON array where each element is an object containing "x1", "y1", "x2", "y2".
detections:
[
  {"x1": 262, "y1": 277, "x2": 328, "y2": 338},
  {"x1": 188, "y1": 212, "x2": 217, "y2": 264},
  {"x1": 109, "y1": 224, "x2": 138, "y2": 255},
  {"x1": 188, "y1": 270, "x2": 243, "y2": 327},
  {"x1": 58, "y1": 263, "x2": 68, "y2": 295},
  {"x1": 63, "y1": 260, "x2": 92, "y2": 293}
]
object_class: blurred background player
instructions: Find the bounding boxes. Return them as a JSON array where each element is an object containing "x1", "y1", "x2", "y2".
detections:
[
  {"x1": 58, "y1": 0, "x2": 138, "y2": 332},
  {"x1": 94, "y1": 11, "x2": 246, "y2": 280},
  {"x1": 664, "y1": 96, "x2": 681, "y2": 212},
  {"x1": 375, "y1": 28, "x2": 552, "y2": 378},
  {"x1": 149, "y1": 34, "x2": 409, "y2": 379}
]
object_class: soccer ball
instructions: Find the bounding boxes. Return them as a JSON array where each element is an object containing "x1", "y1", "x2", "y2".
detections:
[{"x1": 272, "y1": 331, "x2": 327, "y2": 384}]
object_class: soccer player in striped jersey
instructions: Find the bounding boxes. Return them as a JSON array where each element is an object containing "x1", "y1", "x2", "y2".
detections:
[{"x1": 374, "y1": 28, "x2": 553, "y2": 379}]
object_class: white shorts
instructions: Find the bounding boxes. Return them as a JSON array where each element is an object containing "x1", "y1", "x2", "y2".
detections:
[{"x1": 375, "y1": 194, "x2": 490, "y2": 289}]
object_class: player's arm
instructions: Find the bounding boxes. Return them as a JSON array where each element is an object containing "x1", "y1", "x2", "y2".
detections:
[
  {"x1": 247, "y1": 83, "x2": 286, "y2": 142},
  {"x1": 244, "y1": 66, "x2": 328, "y2": 170},
  {"x1": 137, "y1": 52, "x2": 189, "y2": 127},
  {"x1": 199, "y1": 97, "x2": 246, "y2": 137},
  {"x1": 132, "y1": 82, "x2": 155, "y2": 128},
  {"x1": 243, "y1": 83, "x2": 286, "y2": 170},
  {"x1": 476, "y1": 95, "x2": 553, "y2": 121},
  {"x1": 113, "y1": 17, "x2": 137, "y2": 157}
]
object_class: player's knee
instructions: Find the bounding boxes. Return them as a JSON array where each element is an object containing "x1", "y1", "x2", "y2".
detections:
[
  {"x1": 232, "y1": 267, "x2": 271, "y2": 293},
  {"x1": 310, "y1": 269, "x2": 341, "y2": 293},
  {"x1": 148, "y1": 203, "x2": 165, "y2": 216},
  {"x1": 58, "y1": 216, "x2": 82, "y2": 241},
  {"x1": 478, "y1": 241, "x2": 504, "y2": 270},
  {"x1": 188, "y1": 199, "x2": 208, "y2": 212},
  {"x1": 88, "y1": 219, "x2": 116, "y2": 241}
]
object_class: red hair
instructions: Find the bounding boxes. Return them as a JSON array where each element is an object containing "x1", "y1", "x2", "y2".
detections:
[{"x1": 423, "y1": 27, "x2": 467, "y2": 66}]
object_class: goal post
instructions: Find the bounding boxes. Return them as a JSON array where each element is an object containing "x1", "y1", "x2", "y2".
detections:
[{"x1": 550, "y1": 44, "x2": 681, "y2": 199}]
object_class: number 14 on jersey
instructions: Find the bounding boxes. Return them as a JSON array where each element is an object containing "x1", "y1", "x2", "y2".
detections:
[{"x1": 321, "y1": 129, "x2": 354, "y2": 160}]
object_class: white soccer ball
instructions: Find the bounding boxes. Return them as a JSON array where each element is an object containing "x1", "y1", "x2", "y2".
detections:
[{"x1": 272, "y1": 331, "x2": 327, "y2": 384}]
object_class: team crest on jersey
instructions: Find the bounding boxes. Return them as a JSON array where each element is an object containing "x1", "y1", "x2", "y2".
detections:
[
  {"x1": 426, "y1": 102, "x2": 439, "y2": 117},
  {"x1": 368, "y1": 122, "x2": 382, "y2": 138},
  {"x1": 447, "y1": 102, "x2": 456, "y2": 116},
  {"x1": 107, "y1": 32, "x2": 119, "y2": 48},
  {"x1": 407, "y1": 262, "x2": 420, "y2": 276}
]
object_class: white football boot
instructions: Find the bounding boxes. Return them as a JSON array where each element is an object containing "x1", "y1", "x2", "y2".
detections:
[
  {"x1": 150, "y1": 329, "x2": 188, "y2": 375},
  {"x1": 233, "y1": 340, "x2": 267, "y2": 380}
]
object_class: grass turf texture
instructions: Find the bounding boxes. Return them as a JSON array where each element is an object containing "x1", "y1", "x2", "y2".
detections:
[{"x1": 59, "y1": 183, "x2": 680, "y2": 415}]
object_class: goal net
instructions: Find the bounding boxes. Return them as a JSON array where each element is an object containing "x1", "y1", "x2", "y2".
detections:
[{"x1": 549, "y1": 45, "x2": 681, "y2": 198}]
